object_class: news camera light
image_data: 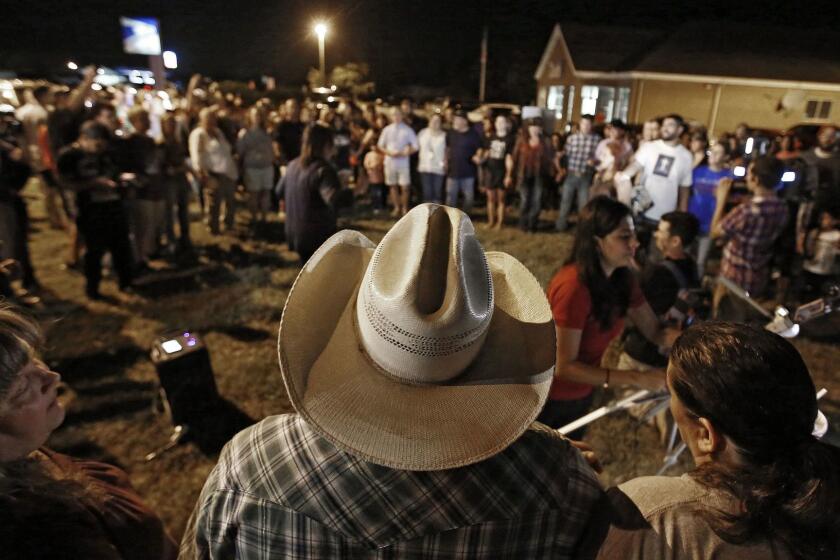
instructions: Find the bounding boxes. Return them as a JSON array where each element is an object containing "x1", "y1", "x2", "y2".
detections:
[
  {"x1": 67, "y1": 61, "x2": 78, "y2": 70},
  {"x1": 734, "y1": 166, "x2": 746, "y2": 177},
  {"x1": 161, "y1": 339, "x2": 183, "y2": 354},
  {"x1": 781, "y1": 171, "x2": 796, "y2": 183},
  {"x1": 150, "y1": 330, "x2": 219, "y2": 427},
  {"x1": 745, "y1": 137, "x2": 754, "y2": 155}
]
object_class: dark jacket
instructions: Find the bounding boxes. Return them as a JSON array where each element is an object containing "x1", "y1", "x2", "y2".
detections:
[{"x1": 277, "y1": 157, "x2": 352, "y2": 261}]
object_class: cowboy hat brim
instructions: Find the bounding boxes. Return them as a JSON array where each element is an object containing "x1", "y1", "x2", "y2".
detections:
[{"x1": 278, "y1": 230, "x2": 555, "y2": 471}]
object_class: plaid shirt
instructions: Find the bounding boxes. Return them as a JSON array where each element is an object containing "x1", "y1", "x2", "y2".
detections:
[
  {"x1": 720, "y1": 196, "x2": 788, "y2": 295},
  {"x1": 564, "y1": 133, "x2": 601, "y2": 174},
  {"x1": 179, "y1": 414, "x2": 604, "y2": 560}
]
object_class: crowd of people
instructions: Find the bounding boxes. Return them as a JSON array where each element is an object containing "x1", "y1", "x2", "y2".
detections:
[
  {"x1": 0, "y1": 68, "x2": 839, "y2": 558},
  {"x1": 2, "y1": 68, "x2": 838, "y2": 309},
  {"x1": 1, "y1": 202, "x2": 839, "y2": 557}
]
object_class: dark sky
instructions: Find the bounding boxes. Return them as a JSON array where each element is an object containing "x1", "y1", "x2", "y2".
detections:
[{"x1": 3, "y1": 0, "x2": 840, "y2": 103}]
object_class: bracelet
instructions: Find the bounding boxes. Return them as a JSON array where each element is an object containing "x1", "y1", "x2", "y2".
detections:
[{"x1": 603, "y1": 368, "x2": 611, "y2": 389}]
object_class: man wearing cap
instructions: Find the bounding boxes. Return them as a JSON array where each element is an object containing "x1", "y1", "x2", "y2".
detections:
[
  {"x1": 180, "y1": 204, "x2": 606, "y2": 559},
  {"x1": 57, "y1": 121, "x2": 134, "y2": 299}
]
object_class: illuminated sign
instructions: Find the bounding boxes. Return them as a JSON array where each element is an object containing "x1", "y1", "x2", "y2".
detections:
[{"x1": 120, "y1": 16, "x2": 162, "y2": 55}]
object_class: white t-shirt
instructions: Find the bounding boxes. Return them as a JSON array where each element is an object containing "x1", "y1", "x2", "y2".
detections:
[
  {"x1": 377, "y1": 122, "x2": 418, "y2": 169},
  {"x1": 804, "y1": 229, "x2": 840, "y2": 276},
  {"x1": 189, "y1": 127, "x2": 238, "y2": 180},
  {"x1": 417, "y1": 128, "x2": 446, "y2": 175},
  {"x1": 633, "y1": 140, "x2": 693, "y2": 221},
  {"x1": 15, "y1": 102, "x2": 48, "y2": 170}
]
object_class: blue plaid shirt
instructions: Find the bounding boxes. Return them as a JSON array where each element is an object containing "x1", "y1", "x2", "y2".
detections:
[
  {"x1": 564, "y1": 133, "x2": 601, "y2": 174},
  {"x1": 179, "y1": 414, "x2": 605, "y2": 559}
]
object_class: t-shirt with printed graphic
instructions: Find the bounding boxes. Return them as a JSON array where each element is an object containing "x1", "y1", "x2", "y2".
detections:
[
  {"x1": 633, "y1": 140, "x2": 693, "y2": 222},
  {"x1": 688, "y1": 165, "x2": 733, "y2": 234},
  {"x1": 483, "y1": 134, "x2": 515, "y2": 189}
]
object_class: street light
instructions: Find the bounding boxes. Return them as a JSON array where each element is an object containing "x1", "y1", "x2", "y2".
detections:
[
  {"x1": 163, "y1": 50, "x2": 178, "y2": 69},
  {"x1": 313, "y1": 22, "x2": 327, "y2": 85}
]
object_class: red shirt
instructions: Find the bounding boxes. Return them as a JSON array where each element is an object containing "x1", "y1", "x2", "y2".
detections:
[{"x1": 547, "y1": 264, "x2": 645, "y2": 401}]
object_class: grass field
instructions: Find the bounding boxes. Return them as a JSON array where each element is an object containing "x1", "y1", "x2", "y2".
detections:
[{"x1": 16, "y1": 181, "x2": 838, "y2": 543}]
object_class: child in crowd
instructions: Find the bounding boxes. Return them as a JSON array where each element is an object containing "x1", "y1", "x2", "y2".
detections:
[
  {"x1": 801, "y1": 208, "x2": 840, "y2": 299},
  {"x1": 363, "y1": 146, "x2": 386, "y2": 213}
]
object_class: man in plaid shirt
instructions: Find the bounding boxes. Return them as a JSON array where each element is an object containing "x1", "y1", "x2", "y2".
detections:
[
  {"x1": 179, "y1": 206, "x2": 607, "y2": 559},
  {"x1": 710, "y1": 155, "x2": 789, "y2": 302},
  {"x1": 556, "y1": 114, "x2": 601, "y2": 231},
  {"x1": 179, "y1": 415, "x2": 605, "y2": 559}
]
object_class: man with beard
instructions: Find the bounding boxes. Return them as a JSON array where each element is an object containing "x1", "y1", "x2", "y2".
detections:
[
  {"x1": 617, "y1": 114, "x2": 693, "y2": 257},
  {"x1": 797, "y1": 125, "x2": 840, "y2": 253}
]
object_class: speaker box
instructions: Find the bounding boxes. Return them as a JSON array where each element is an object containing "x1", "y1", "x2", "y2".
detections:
[{"x1": 150, "y1": 331, "x2": 219, "y2": 426}]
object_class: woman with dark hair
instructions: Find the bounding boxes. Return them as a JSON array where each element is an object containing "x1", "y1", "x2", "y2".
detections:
[
  {"x1": 512, "y1": 118, "x2": 556, "y2": 232},
  {"x1": 276, "y1": 123, "x2": 352, "y2": 263},
  {"x1": 540, "y1": 196, "x2": 677, "y2": 436},
  {"x1": 0, "y1": 304, "x2": 176, "y2": 559},
  {"x1": 598, "y1": 321, "x2": 840, "y2": 559},
  {"x1": 689, "y1": 130, "x2": 708, "y2": 168}
]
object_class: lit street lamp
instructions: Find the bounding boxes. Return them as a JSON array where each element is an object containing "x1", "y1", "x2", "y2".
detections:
[
  {"x1": 313, "y1": 22, "x2": 327, "y2": 85},
  {"x1": 163, "y1": 50, "x2": 178, "y2": 69}
]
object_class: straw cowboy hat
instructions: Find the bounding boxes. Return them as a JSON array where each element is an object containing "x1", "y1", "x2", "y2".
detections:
[{"x1": 278, "y1": 203, "x2": 556, "y2": 471}]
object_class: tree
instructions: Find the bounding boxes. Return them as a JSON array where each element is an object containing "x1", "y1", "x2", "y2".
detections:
[{"x1": 307, "y1": 63, "x2": 375, "y2": 96}]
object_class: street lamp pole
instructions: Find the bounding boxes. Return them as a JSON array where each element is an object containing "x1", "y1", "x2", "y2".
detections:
[{"x1": 314, "y1": 22, "x2": 327, "y2": 85}]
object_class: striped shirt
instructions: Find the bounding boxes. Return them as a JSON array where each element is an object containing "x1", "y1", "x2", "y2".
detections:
[{"x1": 179, "y1": 414, "x2": 604, "y2": 559}]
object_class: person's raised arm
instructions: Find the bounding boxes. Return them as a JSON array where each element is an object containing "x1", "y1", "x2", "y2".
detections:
[
  {"x1": 185, "y1": 74, "x2": 202, "y2": 115},
  {"x1": 709, "y1": 177, "x2": 734, "y2": 239},
  {"x1": 67, "y1": 66, "x2": 96, "y2": 113}
]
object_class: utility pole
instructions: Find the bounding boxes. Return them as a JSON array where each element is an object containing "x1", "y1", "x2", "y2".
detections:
[{"x1": 479, "y1": 25, "x2": 488, "y2": 103}]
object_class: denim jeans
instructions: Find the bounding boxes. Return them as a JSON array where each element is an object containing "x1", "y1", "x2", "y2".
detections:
[
  {"x1": 518, "y1": 175, "x2": 543, "y2": 231},
  {"x1": 445, "y1": 176, "x2": 475, "y2": 213},
  {"x1": 556, "y1": 171, "x2": 593, "y2": 231},
  {"x1": 421, "y1": 172, "x2": 445, "y2": 204},
  {"x1": 164, "y1": 175, "x2": 192, "y2": 247},
  {"x1": 369, "y1": 183, "x2": 387, "y2": 210}
]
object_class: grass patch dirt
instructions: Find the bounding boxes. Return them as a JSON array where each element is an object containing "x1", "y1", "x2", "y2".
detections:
[{"x1": 15, "y1": 180, "x2": 837, "y2": 542}]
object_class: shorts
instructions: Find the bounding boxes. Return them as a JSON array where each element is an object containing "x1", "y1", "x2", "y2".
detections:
[
  {"x1": 243, "y1": 166, "x2": 275, "y2": 193},
  {"x1": 384, "y1": 162, "x2": 411, "y2": 187}
]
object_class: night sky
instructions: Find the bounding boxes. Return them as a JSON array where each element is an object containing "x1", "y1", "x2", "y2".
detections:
[{"x1": 4, "y1": 0, "x2": 840, "y2": 103}]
